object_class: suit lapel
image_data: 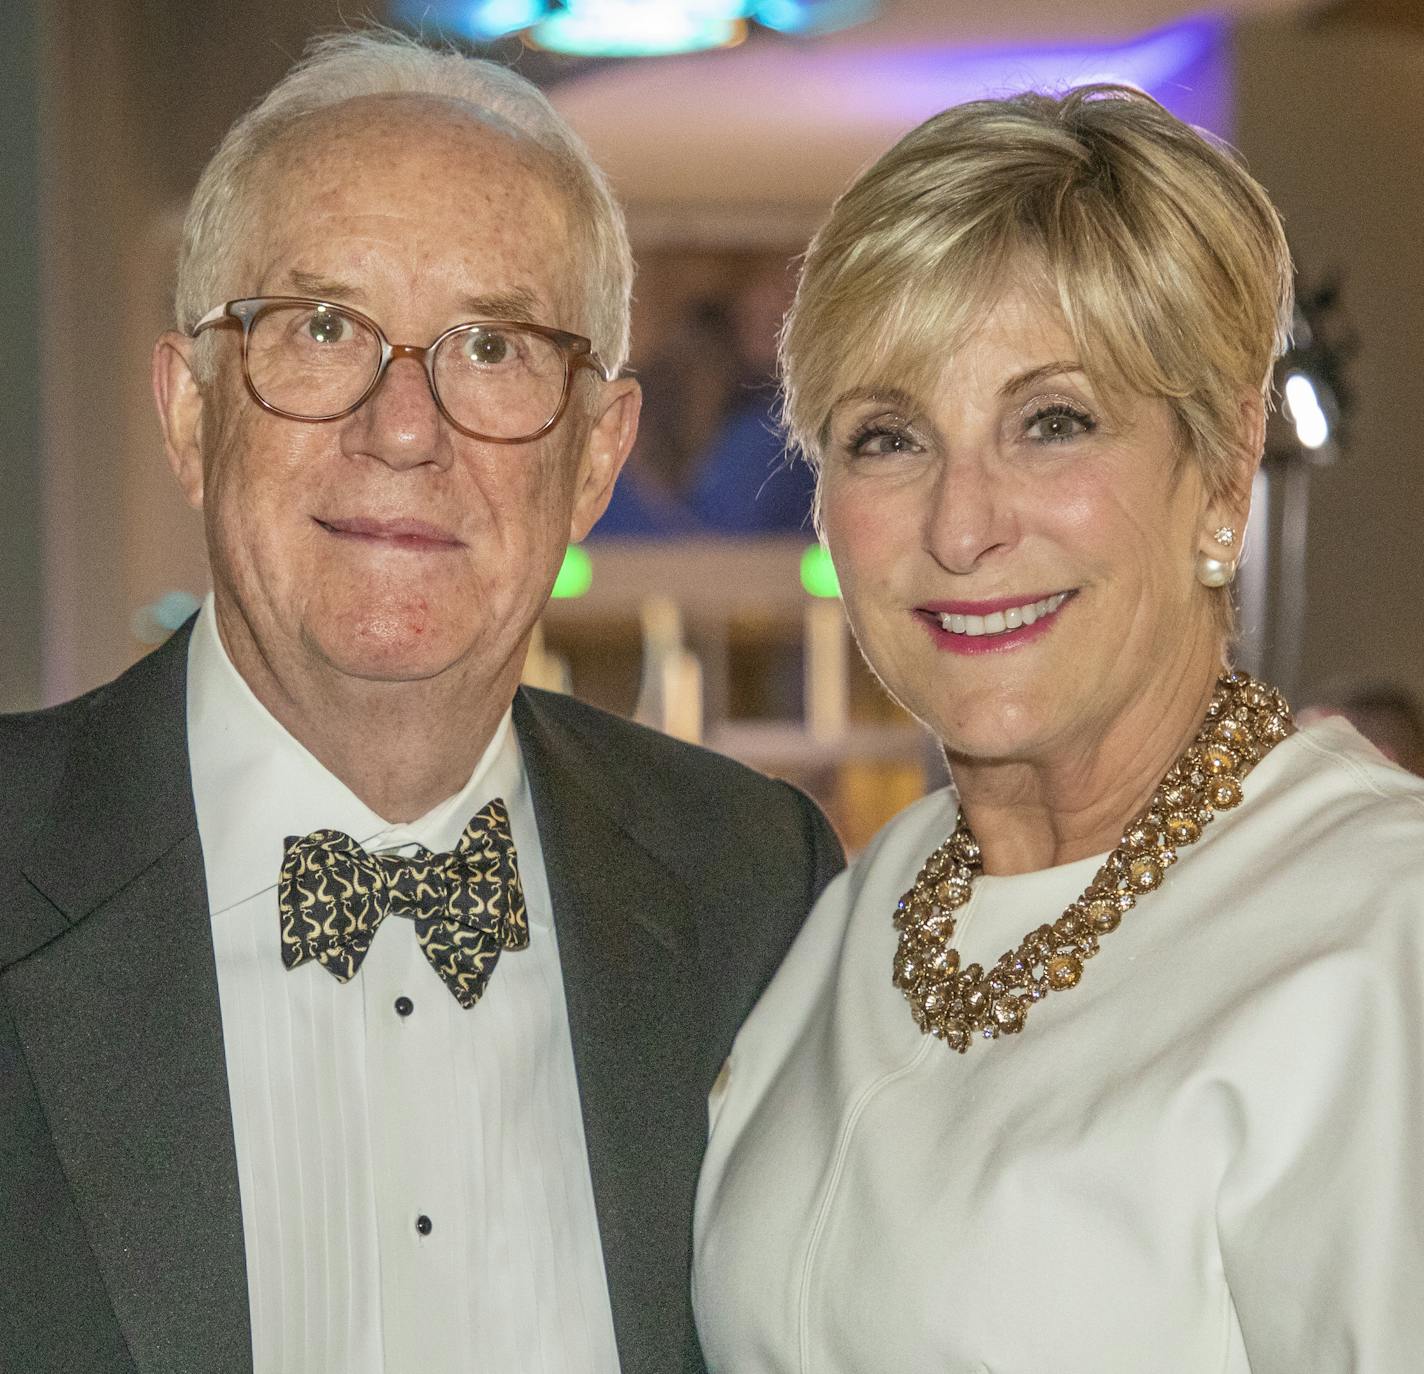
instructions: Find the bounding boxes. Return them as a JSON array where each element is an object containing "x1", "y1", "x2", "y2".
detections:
[
  {"x1": 5, "y1": 628, "x2": 251, "y2": 1373},
  {"x1": 515, "y1": 690, "x2": 708, "y2": 1374}
]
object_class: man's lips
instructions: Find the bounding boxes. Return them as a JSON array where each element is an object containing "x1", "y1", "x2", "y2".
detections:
[{"x1": 316, "y1": 516, "x2": 463, "y2": 549}]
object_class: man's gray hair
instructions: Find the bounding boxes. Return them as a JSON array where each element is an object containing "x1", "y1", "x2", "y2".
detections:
[{"x1": 176, "y1": 29, "x2": 633, "y2": 378}]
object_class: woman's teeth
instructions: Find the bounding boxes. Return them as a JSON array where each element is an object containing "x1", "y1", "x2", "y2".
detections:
[{"x1": 938, "y1": 593, "x2": 1068, "y2": 637}]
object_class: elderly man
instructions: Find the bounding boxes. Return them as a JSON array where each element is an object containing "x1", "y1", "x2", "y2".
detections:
[{"x1": 0, "y1": 32, "x2": 841, "y2": 1374}]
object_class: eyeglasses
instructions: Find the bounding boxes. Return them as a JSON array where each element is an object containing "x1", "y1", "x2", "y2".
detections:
[{"x1": 191, "y1": 296, "x2": 609, "y2": 444}]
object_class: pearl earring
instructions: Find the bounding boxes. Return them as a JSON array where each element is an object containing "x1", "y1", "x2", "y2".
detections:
[
  {"x1": 1213, "y1": 526, "x2": 1236, "y2": 548},
  {"x1": 1196, "y1": 552, "x2": 1237, "y2": 588}
]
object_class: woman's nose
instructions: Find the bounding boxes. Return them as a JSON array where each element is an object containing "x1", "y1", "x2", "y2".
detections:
[{"x1": 923, "y1": 451, "x2": 1019, "y2": 574}]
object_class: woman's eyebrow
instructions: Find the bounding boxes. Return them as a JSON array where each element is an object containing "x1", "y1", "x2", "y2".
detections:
[
  {"x1": 829, "y1": 384, "x2": 919, "y2": 412},
  {"x1": 998, "y1": 361, "x2": 1085, "y2": 397}
]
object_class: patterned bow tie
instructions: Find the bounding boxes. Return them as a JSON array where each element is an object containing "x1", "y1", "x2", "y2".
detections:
[{"x1": 278, "y1": 799, "x2": 528, "y2": 1009}]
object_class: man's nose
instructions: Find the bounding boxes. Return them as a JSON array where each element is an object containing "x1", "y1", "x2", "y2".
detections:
[{"x1": 343, "y1": 350, "x2": 450, "y2": 470}]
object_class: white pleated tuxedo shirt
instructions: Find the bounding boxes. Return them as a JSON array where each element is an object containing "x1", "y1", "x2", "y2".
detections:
[
  {"x1": 695, "y1": 719, "x2": 1424, "y2": 1373},
  {"x1": 185, "y1": 600, "x2": 621, "y2": 1374}
]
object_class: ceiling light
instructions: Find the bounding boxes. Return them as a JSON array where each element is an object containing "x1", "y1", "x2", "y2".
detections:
[{"x1": 393, "y1": 0, "x2": 877, "y2": 55}]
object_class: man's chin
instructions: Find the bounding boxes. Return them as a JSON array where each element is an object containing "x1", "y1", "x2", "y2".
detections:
[{"x1": 306, "y1": 618, "x2": 477, "y2": 688}]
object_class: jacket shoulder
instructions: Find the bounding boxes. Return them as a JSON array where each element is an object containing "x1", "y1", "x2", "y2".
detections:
[
  {"x1": 0, "y1": 628, "x2": 191, "y2": 907},
  {"x1": 515, "y1": 687, "x2": 846, "y2": 1036},
  {"x1": 516, "y1": 686, "x2": 840, "y2": 874},
  {"x1": 0, "y1": 691, "x2": 103, "y2": 850},
  {"x1": 519, "y1": 685, "x2": 785, "y2": 794}
]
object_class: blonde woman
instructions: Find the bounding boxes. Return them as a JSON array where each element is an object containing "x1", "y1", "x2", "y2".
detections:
[{"x1": 693, "y1": 86, "x2": 1424, "y2": 1372}]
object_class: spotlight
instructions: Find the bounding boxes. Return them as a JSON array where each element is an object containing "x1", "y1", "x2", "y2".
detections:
[
  {"x1": 1283, "y1": 371, "x2": 1330, "y2": 451},
  {"x1": 1268, "y1": 278, "x2": 1353, "y2": 466}
]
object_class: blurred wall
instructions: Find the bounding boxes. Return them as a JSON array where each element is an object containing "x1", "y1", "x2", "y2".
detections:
[
  {"x1": 0, "y1": 0, "x2": 43, "y2": 712},
  {"x1": 1236, "y1": 15, "x2": 1424, "y2": 699},
  {"x1": 37, "y1": 0, "x2": 353, "y2": 707}
]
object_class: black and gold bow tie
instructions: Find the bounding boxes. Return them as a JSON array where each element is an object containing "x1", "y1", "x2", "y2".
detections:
[{"x1": 278, "y1": 799, "x2": 528, "y2": 1009}]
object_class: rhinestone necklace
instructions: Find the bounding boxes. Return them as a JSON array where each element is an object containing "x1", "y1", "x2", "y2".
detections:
[{"x1": 892, "y1": 670, "x2": 1292, "y2": 1053}]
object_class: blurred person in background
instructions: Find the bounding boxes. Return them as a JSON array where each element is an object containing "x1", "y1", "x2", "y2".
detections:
[
  {"x1": 589, "y1": 299, "x2": 725, "y2": 536},
  {"x1": 0, "y1": 30, "x2": 841, "y2": 1374},
  {"x1": 694, "y1": 85, "x2": 1424, "y2": 1372},
  {"x1": 596, "y1": 263, "x2": 816, "y2": 537},
  {"x1": 684, "y1": 261, "x2": 817, "y2": 534}
]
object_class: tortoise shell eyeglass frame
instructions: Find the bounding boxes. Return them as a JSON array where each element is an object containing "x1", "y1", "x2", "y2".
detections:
[{"x1": 189, "y1": 296, "x2": 611, "y2": 444}]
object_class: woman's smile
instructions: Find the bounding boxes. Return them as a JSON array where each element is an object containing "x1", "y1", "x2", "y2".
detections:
[{"x1": 917, "y1": 590, "x2": 1076, "y2": 654}]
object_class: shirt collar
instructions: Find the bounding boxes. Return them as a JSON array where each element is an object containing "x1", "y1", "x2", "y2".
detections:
[{"x1": 186, "y1": 594, "x2": 521, "y2": 918}]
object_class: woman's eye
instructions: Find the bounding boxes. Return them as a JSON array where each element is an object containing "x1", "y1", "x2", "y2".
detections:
[
  {"x1": 1025, "y1": 404, "x2": 1093, "y2": 443},
  {"x1": 850, "y1": 426, "x2": 919, "y2": 457}
]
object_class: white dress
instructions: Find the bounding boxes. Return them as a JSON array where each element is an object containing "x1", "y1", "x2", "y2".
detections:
[{"x1": 694, "y1": 719, "x2": 1424, "y2": 1373}]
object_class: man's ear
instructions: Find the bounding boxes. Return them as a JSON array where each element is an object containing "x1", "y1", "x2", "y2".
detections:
[
  {"x1": 152, "y1": 331, "x2": 208, "y2": 509},
  {"x1": 569, "y1": 376, "x2": 641, "y2": 543}
]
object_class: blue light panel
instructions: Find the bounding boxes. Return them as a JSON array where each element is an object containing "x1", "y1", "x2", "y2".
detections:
[
  {"x1": 392, "y1": 0, "x2": 880, "y2": 53},
  {"x1": 390, "y1": 0, "x2": 544, "y2": 41},
  {"x1": 752, "y1": 0, "x2": 876, "y2": 35},
  {"x1": 531, "y1": 0, "x2": 745, "y2": 56}
]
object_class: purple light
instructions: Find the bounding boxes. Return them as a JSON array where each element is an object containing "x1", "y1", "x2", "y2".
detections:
[{"x1": 820, "y1": 17, "x2": 1230, "y2": 134}]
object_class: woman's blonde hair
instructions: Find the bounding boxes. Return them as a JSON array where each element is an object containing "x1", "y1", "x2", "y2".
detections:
[{"x1": 781, "y1": 84, "x2": 1294, "y2": 503}]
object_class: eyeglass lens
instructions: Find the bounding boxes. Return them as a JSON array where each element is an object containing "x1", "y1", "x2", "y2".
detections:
[{"x1": 243, "y1": 302, "x2": 570, "y2": 440}]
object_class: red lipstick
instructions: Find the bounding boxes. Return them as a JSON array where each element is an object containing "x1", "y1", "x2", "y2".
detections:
[
  {"x1": 916, "y1": 590, "x2": 1076, "y2": 656},
  {"x1": 921, "y1": 593, "x2": 1064, "y2": 616}
]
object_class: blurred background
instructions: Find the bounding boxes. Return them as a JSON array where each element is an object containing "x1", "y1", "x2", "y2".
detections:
[{"x1": 4, "y1": 0, "x2": 1422, "y2": 844}]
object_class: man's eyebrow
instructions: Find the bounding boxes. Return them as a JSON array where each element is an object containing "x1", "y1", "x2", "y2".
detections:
[
  {"x1": 280, "y1": 275, "x2": 548, "y2": 326},
  {"x1": 454, "y1": 288, "x2": 545, "y2": 324},
  {"x1": 285, "y1": 271, "x2": 365, "y2": 302},
  {"x1": 999, "y1": 361, "x2": 1085, "y2": 396}
]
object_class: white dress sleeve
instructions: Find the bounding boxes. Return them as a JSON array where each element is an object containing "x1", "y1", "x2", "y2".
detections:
[{"x1": 1217, "y1": 852, "x2": 1424, "y2": 1369}]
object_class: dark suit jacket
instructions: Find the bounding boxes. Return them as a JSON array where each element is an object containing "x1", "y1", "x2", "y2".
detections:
[{"x1": 0, "y1": 626, "x2": 843, "y2": 1374}]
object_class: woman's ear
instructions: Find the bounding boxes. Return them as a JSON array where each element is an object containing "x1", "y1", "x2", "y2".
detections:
[
  {"x1": 1206, "y1": 389, "x2": 1266, "y2": 538},
  {"x1": 1236, "y1": 389, "x2": 1267, "y2": 496}
]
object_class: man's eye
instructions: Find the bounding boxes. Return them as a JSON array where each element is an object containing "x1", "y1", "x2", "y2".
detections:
[
  {"x1": 1025, "y1": 405, "x2": 1093, "y2": 442},
  {"x1": 463, "y1": 330, "x2": 513, "y2": 366},
  {"x1": 304, "y1": 310, "x2": 351, "y2": 345}
]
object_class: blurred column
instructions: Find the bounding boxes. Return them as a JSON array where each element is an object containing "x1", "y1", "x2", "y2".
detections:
[
  {"x1": 34, "y1": 0, "x2": 360, "y2": 705},
  {"x1": 634, "y1": 596, "x2": 704, "y2": 743},
  {"x1": 804, "y1": 599, "x2": 848, "y2": 742},
  {"x1": 0, "y1": 0, "x2": 43, "y2": 711},
  {"x1": 39, "y1": 0, "x2": 157, "y2": 703}
]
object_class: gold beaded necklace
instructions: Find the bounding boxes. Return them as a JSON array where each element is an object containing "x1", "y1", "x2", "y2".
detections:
[{"x1": 892, "y1": 670, "x2": 1292, "y2": 1053}]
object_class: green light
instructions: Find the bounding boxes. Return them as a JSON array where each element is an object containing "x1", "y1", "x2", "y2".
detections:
[
  {"x1": 800, "y1": 544, "x2": 840, "y2": 598},
  {"x1": 551, "y1": 545, "x2": 593, "y2": 599}
]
